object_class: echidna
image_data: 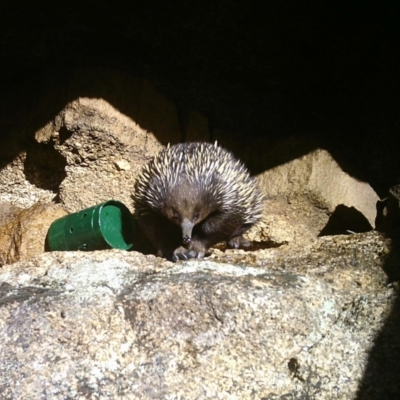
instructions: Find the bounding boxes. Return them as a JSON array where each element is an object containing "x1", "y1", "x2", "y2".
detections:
[{"x1": 133, "y1": 141, "x2": 264, "y2": 261}]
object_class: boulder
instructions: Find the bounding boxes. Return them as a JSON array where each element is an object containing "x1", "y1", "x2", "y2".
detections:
[
  {"x1": 0, "y1": 68, "x2": 181, "y2": 213},
  {"x1": 255, "y1": 141, "x2": 380, "y2": 244},
  {"x1": 0, "y1": 232, "x2": 397, "y2": 399}
]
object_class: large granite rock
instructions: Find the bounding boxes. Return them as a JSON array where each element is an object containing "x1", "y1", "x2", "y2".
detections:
[{"x1": 0, "y1": 232, "x2": 397, "y2": 399}]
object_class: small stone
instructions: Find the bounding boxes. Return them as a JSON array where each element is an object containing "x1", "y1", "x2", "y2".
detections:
[{"x1": 114, "y1": 159, "x2": 131, "y2": 171}]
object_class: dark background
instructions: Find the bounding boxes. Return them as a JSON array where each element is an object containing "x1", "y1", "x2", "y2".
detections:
[{"x1": 1, "y1": 0, "x2": 399, "y2": 196}]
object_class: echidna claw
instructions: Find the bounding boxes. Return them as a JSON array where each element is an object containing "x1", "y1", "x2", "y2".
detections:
[
  {"x1": 196, "y1": 251, "x2": 205, "y2": 259},
  {"x1": 172, "y1": 246, "x2": 206, "y2": 261}
]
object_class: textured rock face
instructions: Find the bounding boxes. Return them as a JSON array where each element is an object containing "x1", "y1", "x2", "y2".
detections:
[
  {"x1": 255, "y1": 144, "x2": 380, "y2": 245},
  {"x1": 52, "y1": 96, "x2": 163, "y2": 213},
  {"x1": 0, "y1": 69, "x2": 179, "y2": 213},
  {"x1": 0, "y1": 232, "x2": 397, "y2": 399},
  {"x1": 0, "y1": 152, "x2": 58, "y2": 209},
  {"x1": 0, "y1": 202, "x2": 67, "y2": 265},
  {"x1": 256, "y1": 147, "x2": 379, "y2": 227}
]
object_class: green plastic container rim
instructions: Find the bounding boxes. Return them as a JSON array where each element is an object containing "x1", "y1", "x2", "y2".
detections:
[{"x1": 47, "y1": 200, "x2": 135, "y2": 251}]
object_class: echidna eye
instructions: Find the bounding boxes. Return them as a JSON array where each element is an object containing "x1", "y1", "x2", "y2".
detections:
[
  {"x1": 172, "y1": 210, "x2": 180, "y2": 221},
  {"x1": 193, "y1": 212, "x2": 200, "y2": 221}
]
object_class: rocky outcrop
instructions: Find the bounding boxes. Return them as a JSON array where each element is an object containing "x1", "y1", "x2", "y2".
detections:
[
  {"x1": 254, "y1": 139, "x2": 380, "y2": 246},
  {"x1": 0, "y1": 68, "x2": 380, "y2": 246},
  {"x1": 257, "y1": 147, "x2": 379, "y2": 227},
  {"x1": 0, "y1": 69, "x2": 180, "y2": 213},
  {"x1": 0, "y1": 67, "x2": 393, "y2": 399},
  {"x1": 0, "y1": 231, "x2": 396, "y2": 399}
]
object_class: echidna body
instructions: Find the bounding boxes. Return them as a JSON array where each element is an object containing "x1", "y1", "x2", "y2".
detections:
[{"x1": 133, "y1": 142, "x2": 264, "y2": 261}]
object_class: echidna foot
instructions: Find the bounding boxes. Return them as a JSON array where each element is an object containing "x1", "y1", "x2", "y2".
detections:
[{"x1": 172, "y1": 246, "x2": 206, "y2": 261}]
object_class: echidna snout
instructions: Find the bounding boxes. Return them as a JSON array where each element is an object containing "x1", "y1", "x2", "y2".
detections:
[
  {"x1": 181, "y1": 218, "x2": 194, "y2": 245},
  {"x1": 182, "y1": 235, "x2": 192, "y2": 245}
]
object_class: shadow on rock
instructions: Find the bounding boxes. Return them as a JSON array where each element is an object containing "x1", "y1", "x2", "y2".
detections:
[
  {"x1": 318, "y1": 204, "x2": 372, "y2": 236},
  {"x1": 356, "y1": 232, "x2": 400, "y2": 399},
  {"x1": 23, "y1": 140, "x2": 67, "y2": 192}
]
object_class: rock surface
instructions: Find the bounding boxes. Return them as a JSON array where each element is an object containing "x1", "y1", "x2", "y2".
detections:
[
  {"x1": 255, "y1": 142, "x2": 380, "y2": 244},
  {"x1": 0, "y1": 232, "x2": 397, "y2": 399},
  {"x1": 0, "y1": 153, "x2": 57, "y2": 209},
  {"x1": 0, "y1": 202, "x2": 67, "y2": 266},
  {"x1": 0, "y1": 69, "x2": 180, "y2": 213}
]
